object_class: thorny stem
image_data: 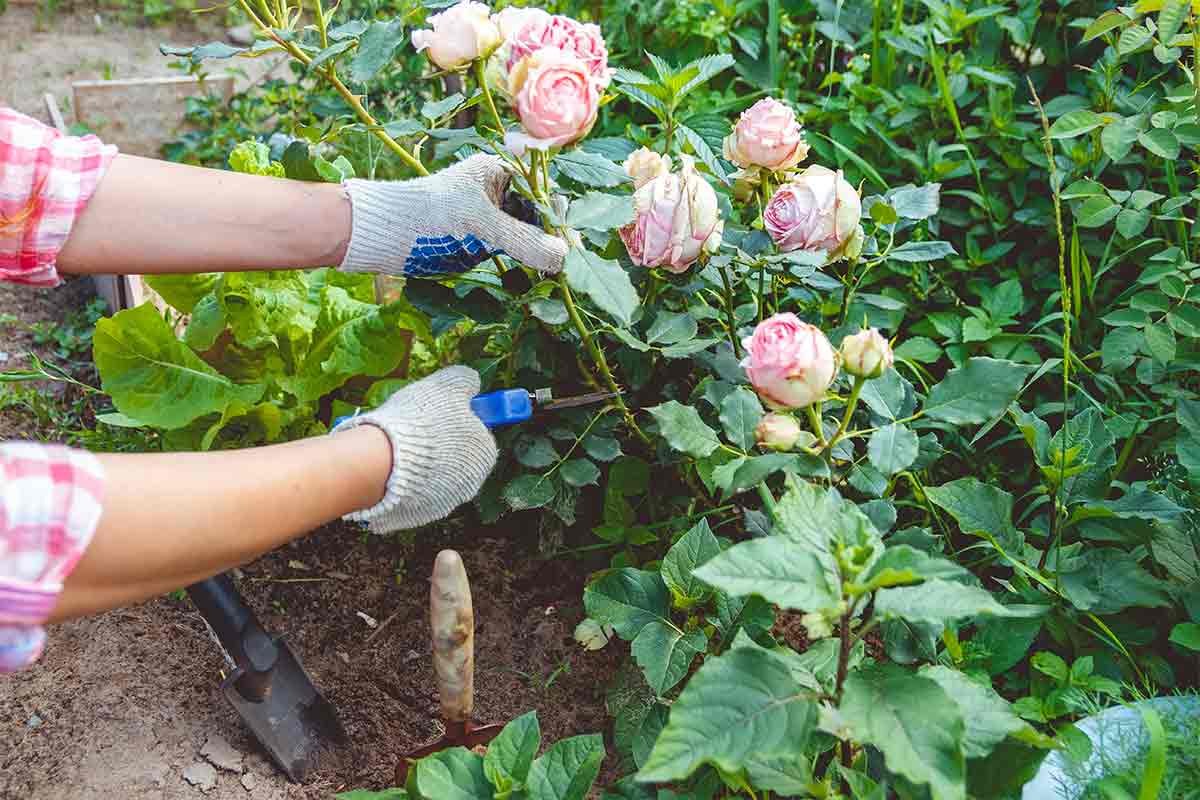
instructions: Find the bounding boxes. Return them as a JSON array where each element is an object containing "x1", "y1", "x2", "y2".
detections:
[
  {"x1": 834, "y1": 606, "x2": 854, "y2": 769},
  {"x1": 824, "y1": 376, "x2": 865, "y2": 456},
  {"x1": 559, "y1": 274, "x2": 649, "y2": 445},
  {"x1": 474, "y1": 59, "x2": 505, "y2": 136},
  {"x1": 246, "y1": 1, "x2": 428, "y2": 176},
  {"x1": 718, "y1": 262, "x2": 743, "y2": 358}
]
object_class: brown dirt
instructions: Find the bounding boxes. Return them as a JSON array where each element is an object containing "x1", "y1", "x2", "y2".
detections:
[{"x1": 1, "y1": 520, "x2": 625, "y2": 800}]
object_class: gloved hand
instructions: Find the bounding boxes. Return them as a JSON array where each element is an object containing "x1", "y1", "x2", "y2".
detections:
[
  {"x1": 332, "y1": 366, "x2": 498, "y2": 533},
  {"x1": 339, "y1": 155, "x2": 566, "y2": 278}
]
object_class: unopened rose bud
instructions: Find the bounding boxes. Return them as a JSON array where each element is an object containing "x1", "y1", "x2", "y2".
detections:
[
  {"x1": 840, "y1": 328, "x2": 894, "y2": 379},
  {"x1": 741, "y1": 313, "x2": 838, "y2": 410},
  {"x1": 755, "y1": 413, "x2": 803, "y2": 451},
  {"x1": 411, "y1": 0, "x2": 502, "y2": 71}
]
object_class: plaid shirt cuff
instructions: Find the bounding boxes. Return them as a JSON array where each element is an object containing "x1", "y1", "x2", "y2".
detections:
[
  {"x1": 0, "y1": 443, "x2": 107, "y2": 672},
  {"x1": 0, "y1": 107, "x2": 118, "y2": 287}
]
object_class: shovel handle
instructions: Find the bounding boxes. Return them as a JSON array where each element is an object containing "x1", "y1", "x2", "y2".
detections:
[{"x1": 430, "y1": 550, "x2": 473, "y2": 723}]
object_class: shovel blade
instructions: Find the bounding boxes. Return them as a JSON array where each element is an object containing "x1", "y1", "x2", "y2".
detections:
[
  {"x1": 395, "y1": 721, "x2": 505, "y2": 786},
  {"x1": 220, "y1": 640, "x2": 347, "y2": 782}
]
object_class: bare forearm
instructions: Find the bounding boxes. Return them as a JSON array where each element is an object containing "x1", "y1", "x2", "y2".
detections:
[
  {"x1": 51, "y1": 426, "x2": 390, "y2": 621},
  {"x1": 56, "y1": 154, "x2": 352, "y2": 275}
]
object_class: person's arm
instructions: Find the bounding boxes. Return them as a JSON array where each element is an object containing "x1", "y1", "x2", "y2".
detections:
[
  {"x1": 56, "y1": 154, "x2": 353, "y2": 275},
  {"x1": 51, "y1": 424, "x2": 390, "y2": 621}
]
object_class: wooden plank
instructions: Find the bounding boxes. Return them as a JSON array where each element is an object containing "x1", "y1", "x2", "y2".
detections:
[
  {"x1": 43, "y1": 93, "x2": 67, "y2": 132},
  {"x1": 72, "y1": 74, "x2": 234, "y2": 158}
]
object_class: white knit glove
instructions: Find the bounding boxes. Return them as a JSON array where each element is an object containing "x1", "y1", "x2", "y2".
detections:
[
  {"x1": 339, "y1": 155, "x2": 566, "y2": 277},
  {"x1": 332, "y1": 367, "x2": 498, "y2": 533}
]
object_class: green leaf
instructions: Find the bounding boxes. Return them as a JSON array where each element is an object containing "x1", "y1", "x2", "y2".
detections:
[
  {"x1": 183, "y1": 294, "x2": 225, "y2": 353},
  {"x1": 583, "y1": 569, "x2": 670, "y2": 639},
  {"x1": 840, "y1": 665, "x2": 966, "y2": 800},
  {"x1": 922, "y1": 358, "x2": 1033, "y2": 425},
  {"x1": 868, "y1": 423, "x2": 919, "y2": 476},
  {"x1": 1082, "y1": 10, "x2": 1129, "y2": 42},
  {"x1": 645, "y1": 311, "x2": 698, "y2": 345},
  {"x1": 1117, "y1": 23, "x2": 1152, "y2": 56},
  {"x1": 349, "y1": 20, "x2": 404, "y2": 82},
  {"x1": 160, "y1": 41, "x2": 244, "y2": 63},
  {"x1": 1076, "y1": 195, "x2": 1121, "y2": 228},
  {"x1": 718, "y1": 387, "x2": 763, "y2": 451},
  {"x1": 888, "y1": 241, "x2": 957, "y2": 262},
  {"x1": 1116, "y1": 208, "x2": 1152, "y2": 238},
  {"x1": 283, "y1": 289, "x2": 410, "y2": 402},
  {"x1": 421, "y1": 92, "x2": 465, "y2": 121},
  {"x1": 676, "y1": 123, "x2": 728, "y2": 183},
  {"x1": 1049, "y1": 110, "x2": 1105, "y2": 139},
  {"x1": 919, "y1": 666, "x2": 1028, "y2": 759},
  {"x1": 515, "y1": 435, "x2": 558, "y2": 468},
  {"x1": 94, "y1": 304, "x2": 264, "y2": 430},
  {"x1": 530, "y1": 298, "x2": 568, "y2": 326},
  {"x1": 970, "y1": 615, "x2": 1043, "y2": 676},
  {"x1": 1030, "y1": 651, "x2": 1068, "y2": 682},
  {"x1": 925, "y1": 478, "x2": 1021, "y2": 551},
  {"x1": 1143, "y1": 323, "x2": 1177, "y2": 363},
  {"x1": 1140, "y1": 128, "x2": 1181, "y2": 160},
  {"x1": 503, "y1": 475, "x2": 556, "y2": 511},
  {"x1": 560, "y1": 459, "x2": 601, "y2": 487},
  {"x1": 875, "y1": 579, "x2": 1032, "y2": 626},
  {"x1": 638, "y1": 648, "x2": 818, "y2": 783},
  {"x1": 693, "y1": 537, "x2": 841, "y2": 613},
  {"x1": 413, "y1": 747, "x2": 491, "y2": 800},
  {"x1": 632, "y1": 622, "x2": 707, "y2": 695},
  {"x1": 1059, "y1": 549, "x2": 1173, "y2": 615},
  {"x1": 484, "y1": 711, "x2": 540, "y2": 795},
  {"x1": 143, "y1": 273, "x2": 221, "y2": 314},
  {"x1": 525, "y1": 734, "x2": 605, "y2": 800},
  {"x1": 309, "y1": 38, "x2": 356, "y2": 69},
  {"x1": 583, "y1": 435, "x2": 622, "y2": 461},
  {"x1": 220, "y1": 271, "x2": 316, "y2": 350},
  {"x1": 1158, "y1": 0, "x2": 1190, "y2": 42},
  {"x1": 648, "y1": 401, "x2": 721, "y2": 457},
  {"x1": 675, "y1": 53, "x2": 736, "y2": 99},
  {"x1": 889, "y1": 184, "x2": 941, "y2": 220},
  {"x1": 564, "y1": 248, "x2": 639, "y2": 327},
  {"x1": 1169, "y1": 622, "x2": 1200, "y2": 652},
  {"x1": 554, "y1": 150, "x2": 631, "y2": 188},
  {"x1": 1101, "y1": 118, "x2": 1140, "y2": 161},
  {"x1": 773, "y1": 479, "x2": 882, "y2": 579},
  {"x1": 894, "y1": 336, "x2": 943, "y2": 363},
  {"x1": 566, "y1": 192, "x2": 635, "y2": 231},
  {"x1": 855, "y1": 545, "x2": 969, "y2": 593},
  {"x1": 662, "y1": 519, "x2": 722, "y2": 610}
]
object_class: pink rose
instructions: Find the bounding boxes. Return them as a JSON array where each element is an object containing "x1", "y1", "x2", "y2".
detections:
[
  {"x1": 623, "y1": 147, "x2": 671, "y2": 189},
  {"x1": 723, "y1": 98, "x2": 809, "y2": 171},
  {"x1": 764, "y1": 166, "x2": 862, "y2": 258},
  {"x1": 507, "y1": 14, "x2": 611, "y2": 86},
  {"x1": 619, "y1": 156, "x2": 723, "y2": 274},
  {"x1": 506, "y1": 48, "x2": 599, "y2": 152},
  {"x1": 755, "y1": 412, "x2": 804, "y2": 451},
  {"x1": 840, "y1": 328, "x2": 894, "y2": 379},
  {"x1": 492, "y1": 5, "x2": 551, "y2": 38},
  {"x1": 741, "y1": 314, "x2": 838, "y2": 410},
  {"x1": 412, "y1": 0, "x2": 502, "y2": 71}
]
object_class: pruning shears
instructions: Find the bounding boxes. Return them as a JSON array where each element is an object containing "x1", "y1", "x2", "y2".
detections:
[{"x1": 334, "y1": 387, "x2": 622, "y2": 430}]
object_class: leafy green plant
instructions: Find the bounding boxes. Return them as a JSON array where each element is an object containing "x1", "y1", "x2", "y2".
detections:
[{"x1": 336, "y1": 711, "x2": 605, "y2": 800}]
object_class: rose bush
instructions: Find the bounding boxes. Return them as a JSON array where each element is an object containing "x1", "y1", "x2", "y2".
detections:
[{"x1": 114, "y1": 2, "x2": 1200, "y2": 797}]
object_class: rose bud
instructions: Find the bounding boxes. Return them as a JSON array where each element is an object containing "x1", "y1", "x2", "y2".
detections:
[
  {"x1": 741, "y1": 313, "x2": 838, "y2": 410},
  {"x1": 723, "y1": 97, "x2": 809, "y2": 172},
  {"x1": 623, "y1": 147, "x2": 672, "y2": 189},
  {"x1": 764, "y1": 165, "x2": 862, "y2": 261},
  {"x1": 840, "y1": 328, "x2": 894, "y2": 379},
  {"x1": 755, "y1": 412, "x2": 804, "y2": 451},
  {"x1": 412, "y1": 0, "x2": 502, "y2": 71},
  {"x1": 506, "y1": 48, "x2": 600, "y2": 152}
]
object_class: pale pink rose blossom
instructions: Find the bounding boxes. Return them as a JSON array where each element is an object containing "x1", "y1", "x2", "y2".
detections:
[
  {"x1": 755, "y1": 413, "x2": 804, "y2": 451},
  {"x1": 764, "y1": 166, "x2": 862, "y2": 258},
  {"x1": 623, "y1": 147, "x2": 671, "y2": 189},
  {"x1": 723, "y1": 98, "x2": 809, "y2": 171},
  {"x1": 506, "y1": 48, "x2": 599, "y2": 153},
  {"x1": 492, "y1": 5, "x2": 552, "y2": 38},
  {"x1": 619, "y1": 156, "x2": 723, "y2": 274},
  {"x1": 412, "y1": 0, "x2": 502, "y2": 71},
  {"x1": 507, "y1": 14, "x2": 611, "y2": 86},
  {"x1": 741, "y1": 314, "x2": 838, "y2": 410},
  {"x1": 840, "y1": 328, "x2": 894, "y2": 379}
]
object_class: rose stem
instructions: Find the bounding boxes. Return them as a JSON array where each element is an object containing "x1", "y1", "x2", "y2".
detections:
[{"x1": 717, "y1": 263, "x2": 743, "y2": 358}]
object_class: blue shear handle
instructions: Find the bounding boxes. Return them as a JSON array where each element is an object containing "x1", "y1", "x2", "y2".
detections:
[{"x1": 470, "y1": 389, "x2": 533, "y2": 429}]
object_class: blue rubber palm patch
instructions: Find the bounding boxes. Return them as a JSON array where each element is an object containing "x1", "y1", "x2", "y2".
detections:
[{"x1": 404, "y1": 234, "x2": 499, "y2": 277}]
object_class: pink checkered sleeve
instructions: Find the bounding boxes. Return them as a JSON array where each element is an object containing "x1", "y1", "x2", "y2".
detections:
[
  {"x1": 0, "y1": 107, "x2": 118, "y2": 287},
  {"x1": 0, "y1": 442, "x2": 107, "y2": 672}
]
